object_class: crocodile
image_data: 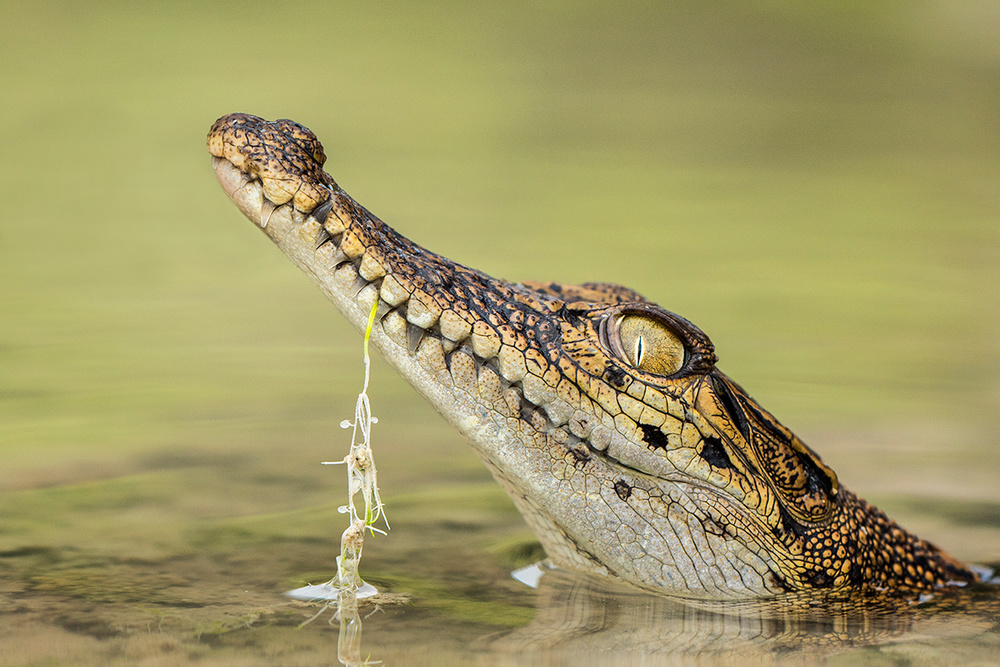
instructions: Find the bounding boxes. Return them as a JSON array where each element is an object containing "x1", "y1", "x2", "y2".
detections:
[{"x1": 207, "y1": 113, "x2": 979, "y2": 600}]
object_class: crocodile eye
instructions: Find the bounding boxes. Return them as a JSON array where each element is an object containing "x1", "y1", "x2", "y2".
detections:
[{"x1": 615, "y1": 315, "x2": 686, "y2": 375}]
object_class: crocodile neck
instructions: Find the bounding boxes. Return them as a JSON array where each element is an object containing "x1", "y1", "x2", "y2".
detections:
[{"x1": 207, "y1": 113, "x2": 977, "y2": 600}]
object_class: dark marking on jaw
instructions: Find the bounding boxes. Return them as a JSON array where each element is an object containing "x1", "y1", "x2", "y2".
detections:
[
  {"x1": 639, "y1": 423, "x2": 670, "y2": 451},
  {"x1": 614, "y1": 479, "x2": 632, "y2": 501},
  {"x1": 701, "y1": 515, "x2": 727, "y2": 537},
  {"x1": 699, "y1": 436, "x2": 732, "y2": 469},
  {"x1": 519, "y1": 401, "x2": 548, "y2": 431},
  {"x1": 606, "y1": 366, "x2": 629, "y2": 389},
  {"x1": 556, "y1": 305, "x2": 586, "y2": 328},
  {"x1": 436, "y1": 272, "x2": 454, "y2": 290},
  {"x1": 569, "y1": 447, "x2": 591, "y2": 466},
  {"x1": 767, "y1": 571, "x2": 791, "y2": 592}
]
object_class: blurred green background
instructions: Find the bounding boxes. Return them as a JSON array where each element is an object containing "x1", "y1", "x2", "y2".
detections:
[{"x1": 1, "y1": 0, "x2": 998, "y2": 663}]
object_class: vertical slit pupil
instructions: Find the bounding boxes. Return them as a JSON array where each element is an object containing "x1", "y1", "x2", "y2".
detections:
[{"x1": 633, "y1": 335, "x2": 644, "y2": 367}]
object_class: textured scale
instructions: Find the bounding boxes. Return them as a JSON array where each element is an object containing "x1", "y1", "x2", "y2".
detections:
[{"x1": 207, "y1": 113, "x2": 979, "y2": 600}]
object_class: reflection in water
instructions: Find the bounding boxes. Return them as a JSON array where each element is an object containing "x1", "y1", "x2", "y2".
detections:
[
  {"x1": 337, "y1": 607, "x2": 364, "y2": 667},
  {"x1": 282, "y1": 561, "x2": 1000, "y2": 665},
  {"x1": 1, "y1": 541, "x2": 997, "y2": 664},
  {"x1": 289, "y1": 583, "x2": 380, "y2": 666},
  {"x1": 480, "y1": 563, "x2": 1000, "y2": 664}
]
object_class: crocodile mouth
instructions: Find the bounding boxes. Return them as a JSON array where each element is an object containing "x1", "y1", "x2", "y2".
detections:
[{"x1": 212, "y1": 153, "x2": 699, "y2": 481}]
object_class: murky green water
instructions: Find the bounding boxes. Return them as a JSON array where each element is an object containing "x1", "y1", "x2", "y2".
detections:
[{"x1": 2, "y1": 1, "x2": 999, "y2": 664}]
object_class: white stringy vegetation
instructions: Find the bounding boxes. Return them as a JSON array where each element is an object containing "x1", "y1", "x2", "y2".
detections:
[
  {"x1": 325, "y1": 300, "x2": 389, "y2": 610},
  {"x1": 289, "y1": 299, "x2": 388, "y2": 658}
]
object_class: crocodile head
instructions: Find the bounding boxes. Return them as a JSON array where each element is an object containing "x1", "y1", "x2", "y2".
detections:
[{"x1": 207, "y1": 113, "x2": 977, "y2": 599}]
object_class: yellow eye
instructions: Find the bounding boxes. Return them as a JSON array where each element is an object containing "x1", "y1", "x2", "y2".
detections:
[{"x1": 616, "y1": 315, "x2": 686, "y2": 375}]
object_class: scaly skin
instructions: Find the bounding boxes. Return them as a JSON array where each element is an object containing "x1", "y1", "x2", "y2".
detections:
[{"x1": 207, "y1": 113, "x2": 977, "y2": 600}]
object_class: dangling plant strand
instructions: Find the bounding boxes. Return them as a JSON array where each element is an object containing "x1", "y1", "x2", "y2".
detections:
[
  {"x1": 322, "y1": 298, "x2": 389, "y2": 610},
  {"x1": 290, "y1": 296, "x2": 388, "y2": 665}
]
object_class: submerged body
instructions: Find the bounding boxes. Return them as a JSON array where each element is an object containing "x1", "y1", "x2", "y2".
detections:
[{"x1": 207, "y1": 113, "x2": 977, "y2": 599}]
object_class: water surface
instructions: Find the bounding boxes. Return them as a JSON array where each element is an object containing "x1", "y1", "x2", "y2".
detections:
[{"x1": 2, "y1": 1, "x2": 999, "y2": 664}]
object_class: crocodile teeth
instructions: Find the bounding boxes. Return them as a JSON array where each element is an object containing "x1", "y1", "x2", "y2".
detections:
[
  {"x1": 350, "y1": 273, "x2": 370, "y2": 297},
  {"x1": 312, "y1": 197, "x2": 334, "y2": 224},
  {"x1": 327, "y1": 246, "x2": 349, "y2": 267},
  {"x1": 314, "y1": 226, "x2": 332, "y2": 249},
  {"x1": 374, "y1": 300, "x2": 393, "y2": 322},
  {"x1": 406, "y1": 322, "x2": 426, "y2": 354},
  {"x1": 260, "y1": 198, "x2": 276, "y2": 229}
]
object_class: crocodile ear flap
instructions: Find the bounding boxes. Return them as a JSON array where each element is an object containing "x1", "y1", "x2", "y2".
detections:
[
  {"x1": 742, "y1": 398, "x2": 840, "y2": 523},
  {"x1": 709, "y1": 373, "x2": 839, "y2": 523}
]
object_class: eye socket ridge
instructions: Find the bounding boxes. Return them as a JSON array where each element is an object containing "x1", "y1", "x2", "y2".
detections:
[{"x1": 599, "y1": 304, "x2": 716, "y2": 378}]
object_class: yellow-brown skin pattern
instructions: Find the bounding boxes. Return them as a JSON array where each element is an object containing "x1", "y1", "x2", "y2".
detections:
[{"x1": 207, "y1": 113, "x2": 978, "y2": 599}]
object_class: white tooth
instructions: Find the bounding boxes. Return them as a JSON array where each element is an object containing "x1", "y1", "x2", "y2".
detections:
[{"x1": 260, "y1": 199, "x2": 276, "y2": 228}]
